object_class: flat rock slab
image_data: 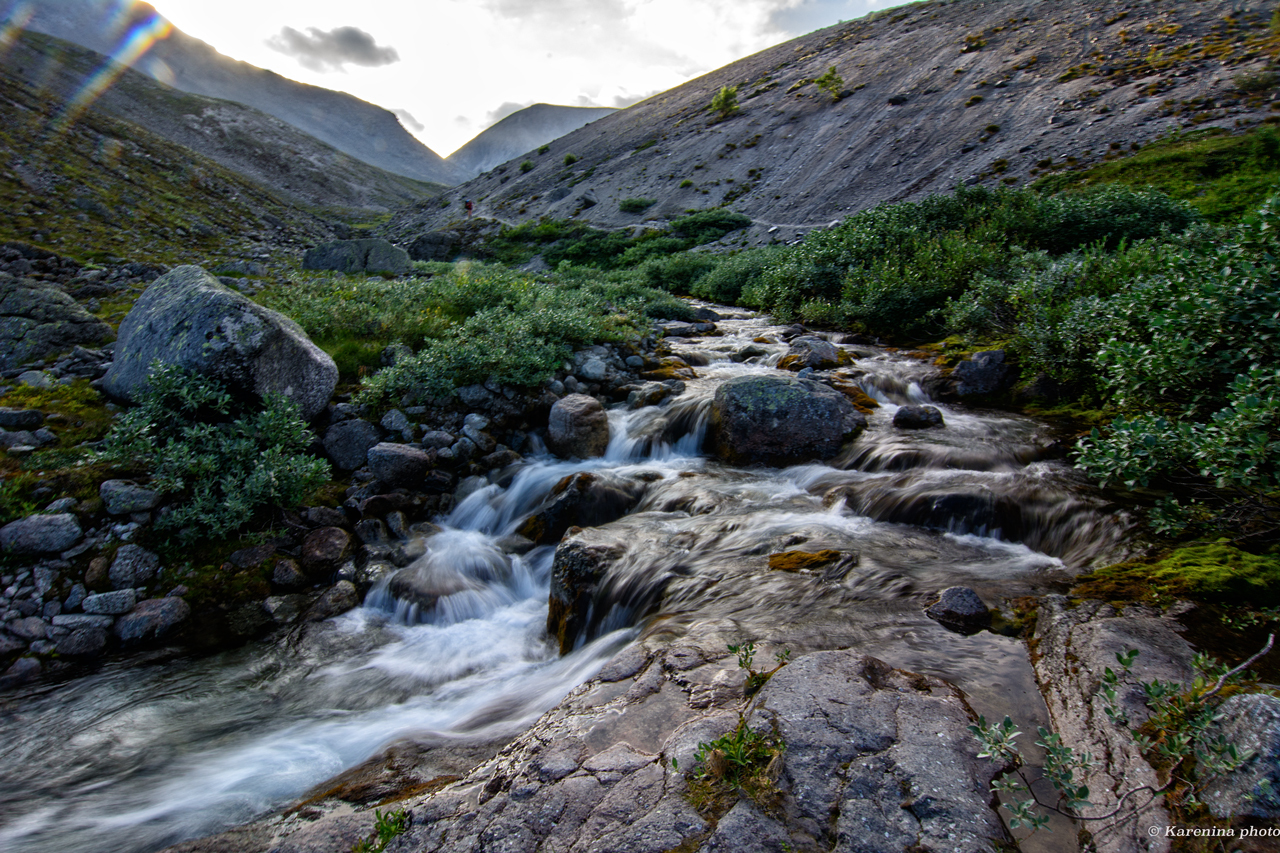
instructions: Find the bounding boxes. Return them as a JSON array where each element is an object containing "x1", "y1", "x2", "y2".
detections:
[
  {"x1": 0, "y1": 275, "x2": 113, "y2": 371},
  {"x1": 231, "y1": 645, "x2": 1008, "y2": 853},
  {"x1": 1032, "y1": 595, "x2": 1191, "y2": 853}
]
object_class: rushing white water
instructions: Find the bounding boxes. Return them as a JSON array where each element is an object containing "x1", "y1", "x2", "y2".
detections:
[{"x1": 0, "y1": 309, "x2": 1128, "y2": 853}]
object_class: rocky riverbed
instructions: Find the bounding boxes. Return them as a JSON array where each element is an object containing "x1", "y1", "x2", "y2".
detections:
[{"x1": 2, "y1": 255, "x2": 1278, "y2": 853}]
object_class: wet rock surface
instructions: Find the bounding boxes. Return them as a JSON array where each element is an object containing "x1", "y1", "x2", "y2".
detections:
[
  {"x1": 234, "y1": 646, "x2": 1007, "y2": 853},
  {"x1": 709, "y1": 374, "x2": 866, "y2": 466},
  {"x1": 547, "y1": 393, "x2": 611, "y2": 459},
  {"x1": 1032, "y1": 596, "x2": 1189, "y2": 853}
]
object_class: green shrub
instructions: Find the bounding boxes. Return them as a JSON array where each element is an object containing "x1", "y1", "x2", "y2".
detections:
[
  {"x1": 1074, "y1": 196, "x2": 1280, "y2": 534},
  {"x1": 102, "y1": 365, "x2": 328, "y2": 541},
  {"x1": 709, "y1": 85, "x2": 739, "y2": 120},
  {"x1": 520, "y1": 160, "x2": 534, "y2": 173},
  {"x1": 670, "y1": 209, "x2": 752, "y2": 243},
  {"x1": 618, "y1": 197, "x2": 656, "y2": 214},
  {"x1": 690, "y1": 247, "x2": 784, "y2": 304},
  {"x1": 814, "y1": 66, "x2": 844, "y2": 100},
  {"x1": 537, "y1": 144, "x2": 550, "y2": 154},
  {"x1": 638, "y1": 252, "x2": 719, "y2": 293},
  {"x1": 355, "y1": 263, "x2": 686, "y2": 404},
  {"x1": 679, "y1": 179, "x2": 694, "y2": 188},
  {"x1": 563, "y1": 153, "x2": 579, "y2": 166}
]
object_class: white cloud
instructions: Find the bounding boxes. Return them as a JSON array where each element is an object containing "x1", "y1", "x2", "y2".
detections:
[
  {"x1": 266, "y1": 24, "x2": 399, "y2": 73},
  {"x1": 150, "y1": 0, "x2": 907, "y2": 156}
]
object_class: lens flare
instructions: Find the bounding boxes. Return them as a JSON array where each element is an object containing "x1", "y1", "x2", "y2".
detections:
[
  {"x1": 51, "y1": 7, "x2": 173, "y2": 133},
  {"x1": 0, "y1": 2, "x2": 34, "y2": 55}
]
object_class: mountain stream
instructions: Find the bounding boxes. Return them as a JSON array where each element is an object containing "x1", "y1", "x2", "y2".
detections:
[{"x1": 0, "y1": 309, "x2": 1128, "y2": 852}]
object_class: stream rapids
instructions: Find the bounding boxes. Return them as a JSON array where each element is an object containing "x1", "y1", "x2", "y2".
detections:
[{"x1": 0, "y1": 309, "x2": 1128, "y2": 852}]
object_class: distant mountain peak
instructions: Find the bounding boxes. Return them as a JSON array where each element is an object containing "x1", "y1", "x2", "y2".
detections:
[{"x1": 447, "y1": 104, "x2": 617, "y2": 180}]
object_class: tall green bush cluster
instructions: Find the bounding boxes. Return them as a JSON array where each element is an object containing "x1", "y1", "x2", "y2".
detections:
[
  {"x1": 103, "y1": 365, "x2": 328, "y2": 541},
  {"x1": 338, "y1": 262, "x2": 690, "y2": 405},
  {"x1": 1074, "y1": 197, "x2": 1280, "y2": 533}
]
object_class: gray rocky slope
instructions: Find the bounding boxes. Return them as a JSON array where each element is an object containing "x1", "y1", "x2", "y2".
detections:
[
  {"x1": 1, "y1": 0, "x2": 464, "y2": 186},
  {"x1": 1, "y1": 30, "x2": 442, "y2": 214},
  {"x1": 447, "y1": 104, "x2": 617, "y2": 181},
  {"x1": 390, "y1": 0, "x2": 1280, "y2": 245}
]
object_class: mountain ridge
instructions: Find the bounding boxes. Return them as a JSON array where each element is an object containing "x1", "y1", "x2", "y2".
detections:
[
  {"x1": 1, "y1": 0, "x2": 465, "y2": 186},
  {"x1": 1, "y1": 30, "x2": 444, "y2": 215}
]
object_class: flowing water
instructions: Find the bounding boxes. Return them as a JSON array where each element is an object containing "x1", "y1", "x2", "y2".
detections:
[{"x1": 0, "y1": 310, "x2": 1129, "y2": 852}]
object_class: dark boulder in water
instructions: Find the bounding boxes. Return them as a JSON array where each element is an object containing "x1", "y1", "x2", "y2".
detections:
[
  {"x1": 892, "y1": 404, "x2": 944, "y2": 429},
  {"x1": 708, "y1": 375, "x2": 865, "y2": 466},
  {"x1": 518, "y1": 471, "x2": 646, "y2": 545}
]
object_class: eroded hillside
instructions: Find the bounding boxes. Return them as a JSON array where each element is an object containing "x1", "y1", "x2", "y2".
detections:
[{"x1": 389, "y1": 0, "x2": 1280, "y2": 245}]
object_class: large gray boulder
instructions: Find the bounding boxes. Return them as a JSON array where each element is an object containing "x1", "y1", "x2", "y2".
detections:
[
  {"x1": 709, "y1": 375, "x2": 866, "y2": 466},
  {"x1": 302, "y1": 239, "x2": 410, "y2": 276},
  {"x1": 101, "y1": 266, "x2": 337, "y2": 420},
  {"x1": 406, "y1": 232, "x2": 459, "y2": 262},
  {"x1": 0, "y1": 513, "x2": 82, "y2": 554},
  {"x1": 547, "y1": 394, "x2": 610, "y2": 459},
  {"x1": 0, "y1": 274, "x2": 113, "y2": 370}
]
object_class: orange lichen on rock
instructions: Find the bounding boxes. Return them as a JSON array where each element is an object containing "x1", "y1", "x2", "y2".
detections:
[{"x1": 768, "y1": 549, "x2": 846, "y2": 572}]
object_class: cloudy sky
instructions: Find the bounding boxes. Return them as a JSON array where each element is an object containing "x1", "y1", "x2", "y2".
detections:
[{"x1": 147, "y1": 0, "x2": 902, "y2": 156}]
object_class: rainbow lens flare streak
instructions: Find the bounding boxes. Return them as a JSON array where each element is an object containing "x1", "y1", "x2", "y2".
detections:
[
  {"x1": 51, "y1": 7, "x2": 173, "y2": 134},
  {"x1": 0, "y1": 3, "x2": 34, "y2": 53}
]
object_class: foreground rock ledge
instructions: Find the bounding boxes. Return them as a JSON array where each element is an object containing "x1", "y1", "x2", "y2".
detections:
[{"x1": 170, "y1": 647, "x2": 1009, "y2": 852}]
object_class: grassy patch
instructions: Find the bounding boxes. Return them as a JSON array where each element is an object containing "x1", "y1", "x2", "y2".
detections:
[
  {"x1": 684, "y1": 716, "x2": 784, "y2": 818},
  {"x1": 1073, "y1": 541, "x2": 1280, "y2": 606},
  {"x1": 1032, "y1": 126, "x2": 1280, "y2": 223}
]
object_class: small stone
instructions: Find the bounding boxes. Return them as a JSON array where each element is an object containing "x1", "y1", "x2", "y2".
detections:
[
  {"x1": 367, "y1": 442, "x2": 435, "y2": 488},
  {"x1": 305, "y1": 580, "x2": 360, "y2": 621},
  {"x1": 323, "y1": 419, "x2": 381, "y2": 470},
  {"x1": 100, "y1": 480, "x2": 161, "y2": 515},
  {"x1": 262, "y1": 595, "x2": 305, "y2": 624},
  {"x1": 547, "y1": 394, "x2": 610, "y2": 459},
  {"x1": 17, "y1": 371, "x2": 53, "y2": 389},
  {"x1": 44, "y1": 497, "x2": 78, "y2": 513},
  {"x1": 56, "y1": 627, "x2": 107, "y2": 657},
  {"x1": 0, "y1": 408, "x2": 44, "y2": 429},
  {"x1": 420, "y1": 430, "x2": 455, "y2": 450},
  {"x1": 273, "y1": 557, "x2": 308, "y2": 589},
  {"x1": 51, "y1": 613, "x2": 115, "y2": 630},
  {"x1": 108, "y1": 544, "x2": 161, "y2": 590},
  {"x1": 63, "y1": 582, "x2": 87, "y2": 611},
  {"x1": 82, "y1": 589, "x2": 138, "y2": 616},
  {"x1": 925, "y1": 586, "x2": 991, "y2": 633},
  {"x1": 114, "y1": 597, "x2": 191, "y2": 645},
  {"x1": 228, "y1": 543, "x2": 276, "y2": 570},
  {"x1": 301, "y1": 527, "x2": 353, "y2": 576},
  {"x1": 8, "y1": 616, "x2": 48, "y2": 641},
  {"x1": 84, "y1": 556, "x2": 111, "y2": 591},
  {"x1": 1, "y1": 656, "x2": 41, "y2": 687}
]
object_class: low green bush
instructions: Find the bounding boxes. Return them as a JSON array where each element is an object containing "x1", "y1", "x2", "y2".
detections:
[
  {"x1": 619, "y1": 197, "x2": 656, "y2": 214},
  {"x1": 102, "y1": 365, "x2": 328, "y2": 541}
]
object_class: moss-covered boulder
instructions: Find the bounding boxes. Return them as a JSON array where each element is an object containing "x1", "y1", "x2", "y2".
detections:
[
  {"x1": 102, "y1": 266, "x2": 337, "y2": 420},
  {"x1": 708, "y1": 375, "x2": 866, "y2": 466}
]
